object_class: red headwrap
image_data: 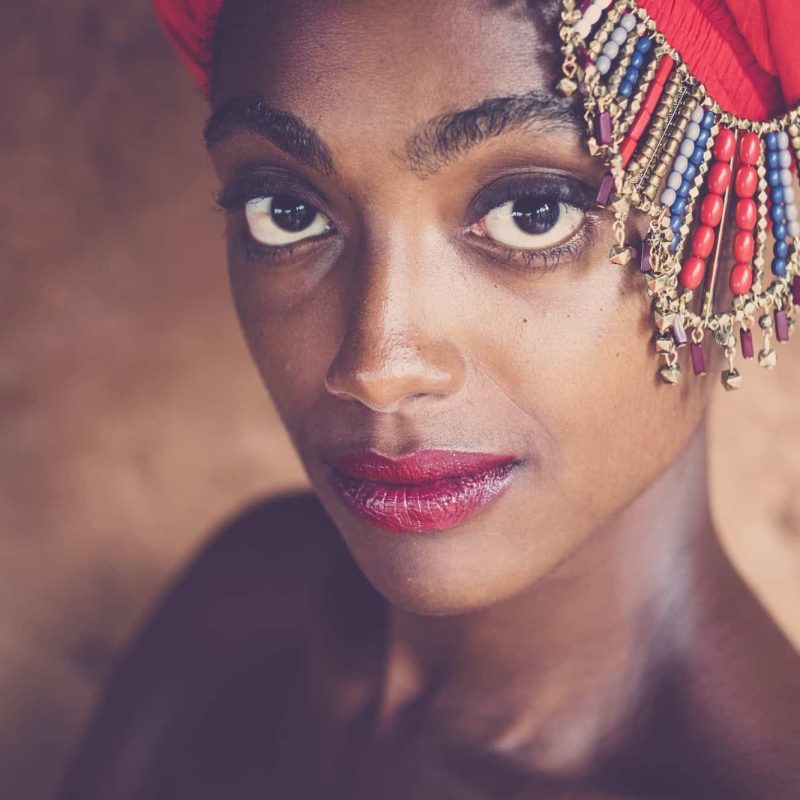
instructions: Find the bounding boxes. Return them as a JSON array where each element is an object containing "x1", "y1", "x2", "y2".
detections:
[{"x1": 153, "y1": 0, "x2": 800, "y2": 118}]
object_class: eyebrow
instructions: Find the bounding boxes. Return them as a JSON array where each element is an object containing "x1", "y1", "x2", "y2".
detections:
[
  {"x1": 204, "y1": 90, "x2": 582, "y2": 178},
  {"x1": 204, "y1": 96, "x2": 336, "y2": 175},
  {"x1": 406, "y1": 90, "x2": 583, "y2": 177}
]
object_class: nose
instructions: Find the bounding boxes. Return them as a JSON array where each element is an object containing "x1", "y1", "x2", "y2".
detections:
[{"x1": 324, "y1": 241, "x2": 466, "y2": 414}]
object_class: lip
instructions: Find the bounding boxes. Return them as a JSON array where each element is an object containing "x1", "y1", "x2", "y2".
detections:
[{"x1": 325, "y1": 450, "x2": 520, "y2": 533}]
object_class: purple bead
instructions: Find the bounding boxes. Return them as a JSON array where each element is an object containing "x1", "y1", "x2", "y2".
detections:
[
  {"x1": 671, "y1": 315, "x2": 688, "y2": 348},
  {"x1": 579, "y1": 0, "x2": 594, "y2": 12},
  {"x1": 740, "y1": 328, "x2": 754, "y2": 359},
  {"x1": 775, "y1": 309, "x2": 790, "y2": 342},
  {"x1": 640, "y1": 239, "x2": 652, "y2": 274},
  {"x1": 577, "y1": 46, "x2": 593, "y2": 70},
  {"x1": 596, "y1": 172, "x2": 615, "y2": 206},
  {"x1": 793, "y1": 275, "x2": 800, "y2": 307},
  {"x1": 690, "y1": 342, "x2": 706, "y2": 376},
  {"x1": 596, "y1": 111, "x2": 613, "y2": 146}
]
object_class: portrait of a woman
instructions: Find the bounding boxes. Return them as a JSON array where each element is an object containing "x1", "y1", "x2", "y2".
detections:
[{"x1": 56, "y1": 0, "x2": 800, "y2": 797}]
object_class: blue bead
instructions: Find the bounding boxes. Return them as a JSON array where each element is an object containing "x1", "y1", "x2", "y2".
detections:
[
  {"x1": 773, "y1": 257, "x2": 787, "y2": 277},
  {"x1": 636, "y1": 37, "x2": 653, "y2": 53},
  {"x1": 771, "y1": 204, "x2": 786, "y2": 223},
  {"x1": 669, "y1": 236, "x2": 681, "y2": 253},
  {"x1": 702, "y1": 111, "x2": 716, "y2": 129},
  {"x1": 768, "y1": 169, "x2": 782, "y2": 187},
  {"x1": 774, "y1": 222, "x2": 788, "y2": 240},
  {"x1": 625, "y1": 65, "x2": 639, "y2": 81},
  {"x1": 766, "y1": 131, "x2": 779, "y2": 150},
  {"x1": 671, "y1": 199, "x2": 687, "y2": 217},
  {"x1": 775, "y1": 239, "x2": 789, "y2": 258},
  {"x1": 677, "y1": 179, "x2": 692, "y2": 198},
  {"x1": 619, "y1": 80, "x2": 634, "y2": 98},
  {"x1": 631, "y1": 52, "x2": 645, "y2": 69},
  {"x1": 684, "y1": 163, "x2": 698, "y2": 181},
  {"x1": 690, "y1": 147, "x2": 705, "y2": 166},
  {"x1": 772, "y1": 187, "x2": 785, "y2": 204},
  {"x1": 695, "y1": 129, "x2": 710, "y2": 149},
  {"x1": 768, "y1": 150, "x2": 780, "y2": 169}
]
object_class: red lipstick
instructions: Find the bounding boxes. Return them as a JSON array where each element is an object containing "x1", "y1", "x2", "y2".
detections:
[{"x1": 326, "y1": 450, "x2": 519, "y2": 533}]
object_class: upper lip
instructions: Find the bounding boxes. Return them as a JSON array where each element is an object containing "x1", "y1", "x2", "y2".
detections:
[{"x1": 327, "y1": 449, "x2": 519, "y2": 485}]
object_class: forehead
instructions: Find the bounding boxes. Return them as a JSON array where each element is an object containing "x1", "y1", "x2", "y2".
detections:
[{"x1": 212, "y1": 0, "x2": 560, "y2": 127}]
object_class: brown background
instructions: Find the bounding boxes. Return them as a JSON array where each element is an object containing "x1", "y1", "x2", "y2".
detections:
[{"x1": 2, "y1": 3, "x2": 799, "y2": 799}]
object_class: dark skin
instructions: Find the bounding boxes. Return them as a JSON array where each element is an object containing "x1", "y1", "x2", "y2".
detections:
[{"x1": 60, "y1": 1, "x2": 800, "y2": 798}]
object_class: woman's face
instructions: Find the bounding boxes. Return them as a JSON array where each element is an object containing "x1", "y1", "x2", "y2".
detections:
[{"x1": 207, "y1": 0, "x2": 710, "y2": 615}]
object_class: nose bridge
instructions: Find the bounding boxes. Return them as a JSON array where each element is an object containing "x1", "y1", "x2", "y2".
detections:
[{"x1": 325, "y1": 228, "x2": 465, "y2": 412}]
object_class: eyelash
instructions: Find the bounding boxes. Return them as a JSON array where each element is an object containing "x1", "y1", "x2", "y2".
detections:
[{"x1": 217, "y1": 171, "x2": 598, "y2": 270}]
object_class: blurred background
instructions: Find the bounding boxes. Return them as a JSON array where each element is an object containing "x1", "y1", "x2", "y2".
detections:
[{"x1": 1, "y1": 3, "x2": 799, "y2": 799}]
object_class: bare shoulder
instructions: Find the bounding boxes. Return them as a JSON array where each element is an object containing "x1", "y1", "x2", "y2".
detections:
[{"x1": 59, "y1": 492, "x2": 382, "y2": 800}]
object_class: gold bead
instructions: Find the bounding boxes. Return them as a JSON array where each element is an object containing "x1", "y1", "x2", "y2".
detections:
[
  {"x1": 758, "y1": 348, "x2": 777, "y2": 368},
  {"x1": 660, "y1": 364, "x2": 681, "y2": 384},
  {"x1": 557, "y1": 77, "x2": 578, "y2": 96},
  {"x1": 721, "y1": 368, "x2": 743, "y2": 390}
]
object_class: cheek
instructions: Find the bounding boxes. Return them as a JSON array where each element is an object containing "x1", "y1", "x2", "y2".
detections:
[
  {"x1": 227, "y1": 265, "x2": 340, "y2": 434},
  {"x1": 478, "y1": 246, "x2": 709, "y2": 531}
]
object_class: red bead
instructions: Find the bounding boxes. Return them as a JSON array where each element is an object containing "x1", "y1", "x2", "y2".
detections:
[
  {"x1": 733, "y1": 230, "x2": 755, "y2": 262},
  {"x1": 738, "y1": 132, "x2": 761, "y2": 166},
  {"x1": 734, "y1": 165, "x2": 758, "y2": 198},
  {"x1": 681, "y1": 256, "x2": 706, "y2": 290},
  {"x1": 700, "y1": 194, "x2": 724, "y2": 227},
  {"x1": 713, "y1": 129, "x2": 736, "y2": 161},
  {"x1": 707, "y1": 162, "x2": 732, "y2": 194},
  {"x1": 735, "y1": 198, "x2": 757, "y2": 230},
  {"x1": 620, "y1": 136, "x2": 638, "y2": 168},
  {"x1": 729, "y1": 262, "x2": 753, "y2": 295},
  {"x1": 691, "y1": 225, "x2": 716, "y2": 259},
  {"x1": 629, "y1": 108, "x2": 652, "y2": 143}
]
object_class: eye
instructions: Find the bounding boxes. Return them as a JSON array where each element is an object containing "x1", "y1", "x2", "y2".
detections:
[
  {"x1": 470, "y1": 197, "x2": 585, "y2": 251},
  {"x1": 244, "y1": 194, "x2": 331, "y2": 246}
]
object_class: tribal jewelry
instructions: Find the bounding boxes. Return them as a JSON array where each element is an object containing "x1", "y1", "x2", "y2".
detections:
[{"x1": 558, "y1": 0, "x2": 800, "y2": 389}]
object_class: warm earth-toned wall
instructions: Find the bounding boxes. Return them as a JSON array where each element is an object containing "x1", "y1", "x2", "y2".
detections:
[{"x1": 2, "y1": 4, "x2": 799, "y2": 800}]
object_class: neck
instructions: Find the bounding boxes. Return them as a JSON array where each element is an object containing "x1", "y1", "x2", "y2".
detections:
[{"x1": 377, "y1": 420, "x2": 730, "y2": 775}]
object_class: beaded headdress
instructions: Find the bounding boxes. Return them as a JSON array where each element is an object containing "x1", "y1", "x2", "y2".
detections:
[{"x1": 557, "y1": 0, "x2": 800, "y2": 388}]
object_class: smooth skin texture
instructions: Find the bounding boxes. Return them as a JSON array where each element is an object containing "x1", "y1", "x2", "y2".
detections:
[{"x1": 60, "y1": 1, "x2": 800, "y2": 798}]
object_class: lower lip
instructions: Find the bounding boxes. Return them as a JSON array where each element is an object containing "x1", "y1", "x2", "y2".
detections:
[{"x1": 327, "y1": 461, "x2": 518, "y2": 533}]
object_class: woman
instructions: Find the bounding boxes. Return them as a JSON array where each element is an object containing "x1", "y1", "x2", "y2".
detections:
[{"x1": 60, "y1": 1, "x2": 800, "y2": 797}]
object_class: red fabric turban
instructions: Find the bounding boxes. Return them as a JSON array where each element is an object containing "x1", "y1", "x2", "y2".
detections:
[{"x1": 153, "y1": 0, "x2": 799, "y2": 119}]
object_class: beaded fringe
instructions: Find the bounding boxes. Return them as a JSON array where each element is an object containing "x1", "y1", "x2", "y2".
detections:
[{"x1": 558, "y1": 0, "x2": 800, "y2": 389}]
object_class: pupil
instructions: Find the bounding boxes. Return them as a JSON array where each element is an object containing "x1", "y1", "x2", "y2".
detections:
[
  {"x1": 271, "y1": 195, "x2": 317, "y2": 232},
  {"x1": 511, "y1": 198, "x2": 560, "y2": 235}
]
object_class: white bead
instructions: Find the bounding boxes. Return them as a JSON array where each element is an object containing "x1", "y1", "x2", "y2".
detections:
[
  {"x1": 603, "y1": 41, "x2": 620, "y2": 59},
  {"x1": 777, "y1": 131, "x2": 790, "y2": 150},
  {"x1": 611, "y1": 27, "x2": 627, "y2": 46},
  {"x1": 779, "y1": 149, "x2": 792, "y2": 169},
  {"x1": 660, "y1": 188, "x2": 677, "y2": 206},
  {"x1": 596, "y1": 54, "x2": 612, "y2": 75},
  {"x1": 584, "y1": 4, "x2": 602, "y2": 25},
  {"x1": 667, "y1": 171, "x2": 682, "y2": 191},
  {"x1": 783, "y1": 185, "x2": 796, "y2": 204},
  {"x1": 781, "y1": 168, "x2": 793, "y2": 187},
  {"x1": 786, "y1": 204, "x2": 799, "y2": 222},
  {"x1": 620, "y1": 13, "x2": 637, "y2": 32},
  {"x1": 685, "y1": 122, "x2": 701, "y2": 141},
  {"x1": 680, "y1": 139, "x2": 695, "y2": 157},
  {"x1": 789, "y1": 220, "x2": 800, "y2": 238},
  {"x1": 673, "y1": 155, "x2": 689, "y2": 174},
  {"x1": 691, "y1": 105, "x2": 705, "y2": 124},
  {"x1": 599, "y1": 0, "x2": 614, "y2": 8},
  {"x1": 575, "y1": 19, "x2": 591, "y2": 38}
]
